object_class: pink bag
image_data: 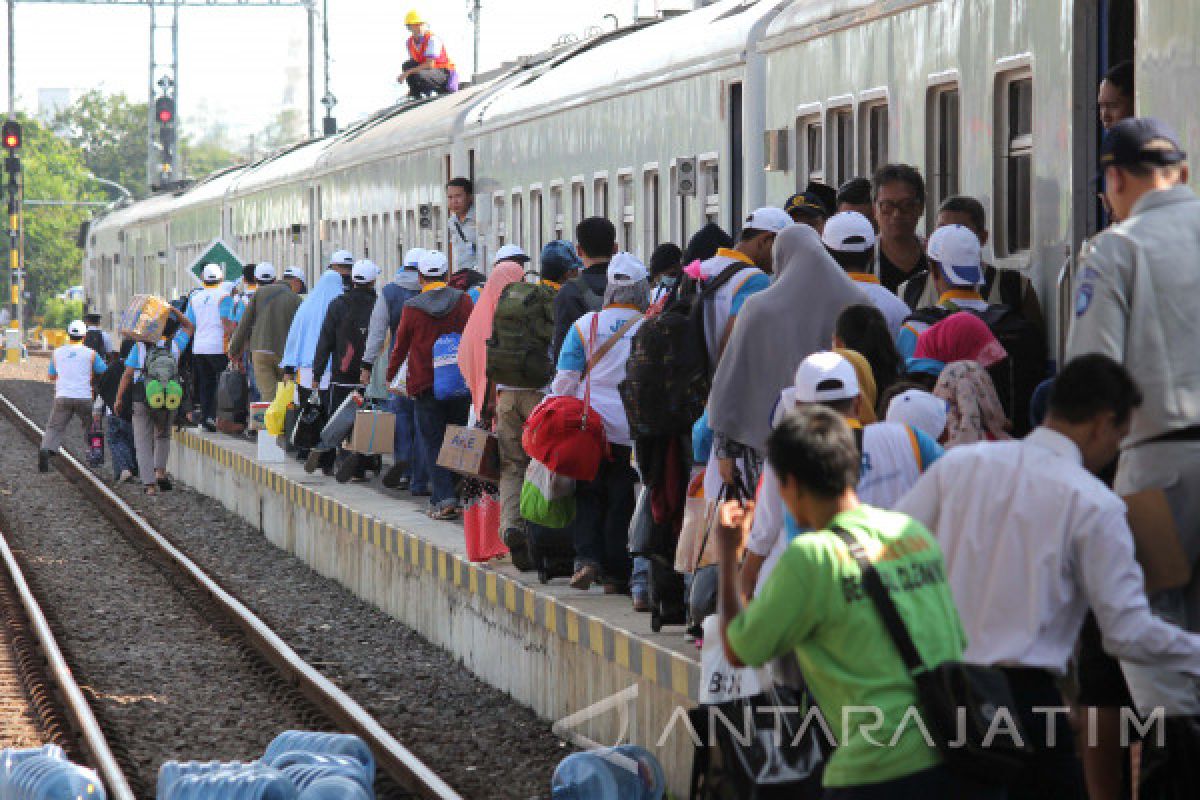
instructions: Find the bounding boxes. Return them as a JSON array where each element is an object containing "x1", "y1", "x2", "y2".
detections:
[{"x1": 464, "y1": 493, "x2": 507, "y2": 563}]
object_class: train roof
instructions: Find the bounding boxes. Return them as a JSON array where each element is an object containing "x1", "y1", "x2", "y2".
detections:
[
  {"x1": 228, "y1": 137, "x2": 334, "y2": 196},
  {"x1": 89, "y1": 189, "x2": 184, "y2": 235},
  {"x1": 760, "y1": 0, "x2": 874, "y2": 50},
  {"x1": 471, "y1": 0, "x2": 781, "y2": 129}
]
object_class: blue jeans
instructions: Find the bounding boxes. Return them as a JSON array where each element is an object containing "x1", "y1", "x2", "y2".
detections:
[
  {"x1": 387, "y1": 393, "x2": 428, "y2": 492},
  {"x1": 107, "y1": 415, "x2": 137, "y2": 479},
  {"x1": 573, "y1": 444, "x2": 636, "y2": 586},
  {"x1": 631, "y1": 557, "x2": 651, "y2": 600},
  {"x1": 414, "y1": 392, "x2": 469, "y2": 509}
]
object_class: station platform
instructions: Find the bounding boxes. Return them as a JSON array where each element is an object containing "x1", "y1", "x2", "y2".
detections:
[{"x1": 168, "y1": 428, "x2": 701, "y2": 794}]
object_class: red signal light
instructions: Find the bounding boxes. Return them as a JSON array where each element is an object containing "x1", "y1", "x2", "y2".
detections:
[
  {"x1": 158, "y1": 108, "x2": 172, "y2": 123},
  {"x1": 3, "y1": 135, "x2": 16, "y2": 148},
  {"x1": 155, "y1": 95, "x2": 175, "y2": 125},
  {"x1": 1, "y1": 119, "x2": 20, "y2": 151}
]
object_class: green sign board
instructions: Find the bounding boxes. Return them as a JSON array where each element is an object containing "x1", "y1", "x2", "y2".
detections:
[{"x1": 189, "y1": 238, "x2": 245, "y2": 282}]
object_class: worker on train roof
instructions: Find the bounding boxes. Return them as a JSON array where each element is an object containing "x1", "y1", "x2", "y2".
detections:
[{"x1": 399, "y1": 10, "x2": 458, "y2": 100}]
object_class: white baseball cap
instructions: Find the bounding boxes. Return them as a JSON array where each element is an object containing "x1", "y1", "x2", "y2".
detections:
[
  {"x1": 607, "y1": 252, "x2": 648, "y2": 286},
  {"x1": 329, "y1": 249, "x2": 355, "y2": 267},
  {"x1": 822, "y1": 211, "x2": 876, "y2": 253},
  {"x1": 282, "y1": 266, "x2": 304, "y2": 280},
  {"x1": 886, "y1": 389, "x2": 948, "y2": 441},
  {"x1": 743, "y1": 207, "x2": 793, "y2": 235},
  {"x1": 403, "y1": 247, "x2": 427, "y2": 269},
  {"x1": 793, "y1": 351, "x2": 860, "y2": 404},
  {"x1": 67, "y1": 319, "x2": 86, "y2": 338},
  {"x1": 416, "y1": 250, "x2": 449, "y2": 278},
  {"x1": 201, "y1": 263, "x2": 224, "y2": 283},
  {"x1": 927, "y1": 224, "x2": 983, "y2": 287},
  {"x1": 254, "y1": 262, "x2": 277, "y2": 282},
  {"x1": 494, "y1": 244, "x2": 530, "y2": 264},
  {"x1": 351, "y1": 259, "x2": 380, "y2": 284}
]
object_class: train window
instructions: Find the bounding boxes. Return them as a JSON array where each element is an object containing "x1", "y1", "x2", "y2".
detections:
[
  {"x1": 796, "y1": 115, "x2": 823, "y2": 189},
  {"x1": 405, "y1": 210, "x2": 417, "y2": 251},
  {"x1": 699, "y1": 157, "x2": 718, "y2": 224},
  {"x1": 531, "y1": 188, "x2": 545, "y2": 257},
  {"x1": 861, "y1": 101, "x2": 889, "y2": 176},
  {"x1": 830, "y1": 108, "x2": 854, "y2": 187},
  {"x1": 593, "y1": 175, "x2": 609, "y2": 219},
  {"x1": 571, "y1": 178, "x2": 585, "y2": 230},
  {"x1": 550, "y1": 184, "x2": 564, "y2": 240},
  {"x1": 493, "y1": 193, "x2": 507, "y2": 247},
  {"x1": 998, "y1": 73, "x2": 1033, "y2": 255},
  {"x1": 927, "y1": 84, "x2": 960, "y2": 223},
  {"x1": 512, "y1": 192, "x2": 525, "y2": 249},
  {"x1": 618, "y1": 171, "x2": 634, "y2": 252},
  {"x1": 432, "y1": 205, "x2": 444, "y2": 250},
  {"x1": 643, "y1": 168, "x2": 660, "y2": 258}
]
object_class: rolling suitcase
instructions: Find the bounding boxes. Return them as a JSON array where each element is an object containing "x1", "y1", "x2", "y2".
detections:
[
  {"x1": 648, "y1": 557, "x2": 687, "y2": 633},
  {"x1": 526, "y1": 521, "x2": 575, "y2": 585}
]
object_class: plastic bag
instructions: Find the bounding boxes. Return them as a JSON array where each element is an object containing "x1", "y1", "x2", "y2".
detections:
[
  {"x1": 464, "y1": 493, "x2": 508, "y2": 563},
  {"x1": 699, "y1": 615, "x2": 765, "y2": 704},
  {"x1": 520, "y1": 458, "x2": 576, "y2": 529},
  {"x1": 264, "y1": 381, "x2": 295, "y2": 436}
]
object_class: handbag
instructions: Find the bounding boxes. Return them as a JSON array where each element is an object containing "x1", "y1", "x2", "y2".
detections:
[
  {"x1": 291, "y1": 398, "x2": 326, "y2": 450},
  {"x1": 519, "y1": 458, "x2": 576, "y2": 529},
  {"x1": 464, "y1": 491, "x2": 507, "y2": 563},
  {"x1": 831, "y1": 524, "x2": 1030, "y2": 786},
  {"x1": 264, "y1": 380, "x2": 296, "y2": 436},
  {"x1": 522, "y1": 313, "x2": 639, "y2": 482}
]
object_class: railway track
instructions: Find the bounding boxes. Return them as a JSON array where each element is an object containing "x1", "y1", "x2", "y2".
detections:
[{"x1": 0, "y1": 391, "x2": 462, "y2": 800}]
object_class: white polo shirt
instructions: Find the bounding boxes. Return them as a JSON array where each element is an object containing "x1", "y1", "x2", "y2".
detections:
[{"x1": 50, "y1": 343, "x2": 106, "y2": 399}]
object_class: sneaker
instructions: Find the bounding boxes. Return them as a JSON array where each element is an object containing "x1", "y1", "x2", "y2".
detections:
[
  {"x1": 632, "y1": 593, "x2": 651, "y2": 613},
  {"x1": 304, "y1": 449, "x2": 324, "y2": 474},
  {"x1": 117, "y1": 469, "x2": 133, "y2": 484},
  {"x1": 503, "y1": 527, "x2": 534, "y2": 572},
  {"x1": 381, "y1": 462, "x2": 408, "y2": 489},
  {"x1": 157, "y1": 476, "x2": 173, "y2": 491},
  {"x1": 335, "y1": 453, "x2": 361, "y2": 484},
  {"x1": 569, "y1": 564, "x2": 597, "y2": 591},
  {"x1": 37, "y1": 449, "x2": 49, "y2": 473}
]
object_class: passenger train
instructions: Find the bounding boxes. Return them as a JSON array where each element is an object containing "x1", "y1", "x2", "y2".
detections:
[{"x1": 84, "y1": 0, "x2": 1196, "y2": 356}]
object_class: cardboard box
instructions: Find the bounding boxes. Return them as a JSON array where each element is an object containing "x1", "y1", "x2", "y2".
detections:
[
  {"x1": 118, "y1": 294, "x2": 172, "y2": 343},
  {"x1": 248, "y1": 401, "x2": 270, "y2": 431},
  {"x1": 257, "y1": 429, "x2": 285, "y2": 463},
  {"x1": 347, "y1": 410, "x2": 396, "y2": 455},
  {"x1": 437, "y1": 424, "x2": 501, "y2": 482}
]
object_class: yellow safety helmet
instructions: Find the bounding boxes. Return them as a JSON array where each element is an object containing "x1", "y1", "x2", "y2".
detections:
[{"x1": 405, "y1": 10, "x2": 424, "y2": 26}]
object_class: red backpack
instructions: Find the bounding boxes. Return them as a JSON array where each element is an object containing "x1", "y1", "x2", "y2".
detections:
[{"x1": 522, "y1": 313, "x2": 639, "y2": 481}]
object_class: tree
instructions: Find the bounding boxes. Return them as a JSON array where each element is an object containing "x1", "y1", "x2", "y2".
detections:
[
  {"x1": 13, "y1": 113, "x2": 102, "y2": 316},
  {"x1": 51, "y1": 89, "x2": 149, "y2": 200}
]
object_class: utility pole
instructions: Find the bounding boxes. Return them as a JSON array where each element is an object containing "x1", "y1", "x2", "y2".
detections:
[
  {"x1": 471, "y1": 0, "x2": 481, "y2": 79},
  {"x1": 320, "y1": 0, "x2": 334, "y2": 134},
  {"x1": 306, "y1": 0, "x2": 314, "y2": 137},
  {"x1": 5, "y1": 0, "x2": 21, "y2": 359}
]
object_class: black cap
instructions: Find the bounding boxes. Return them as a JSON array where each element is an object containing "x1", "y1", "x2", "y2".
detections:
[
  {"x1": 1100, "y1": 117, "x2": 1186, "y2": 171},
  {"x1": 805, "y1": 181, "x2": 837, "y2": 216},
  {"x1": 784, "y1": 190, "x2": 828, "y2": 220}
]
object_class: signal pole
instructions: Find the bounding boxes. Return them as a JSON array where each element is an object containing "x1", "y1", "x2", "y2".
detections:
[{"x1": 3, "y1": 120, "x2": 21, "y2": 362}]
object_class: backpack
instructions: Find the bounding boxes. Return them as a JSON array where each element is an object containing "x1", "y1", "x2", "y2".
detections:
[
  {"x1": 82, "y1": 329, "x2": 109, "y2": 359},
  {"x1": 142, "y1": 343, "x2": 183, "y2": 411},
  {"x1": 904, "y1": 304, "x2": 1046, "y2": 437},
  {"x1": 687, "y1": 262, "x2": 753, "y2": 386},
  {"x1": 570, "y1": 276, "x2": 603, "y2": 314},
  {"x1": 432, "y1": 333, "x2": 470, "y2": 400},
  {"x1": 619, "y1": 309, "x2": 707, "y2": 438},
  {"x1": 486, "y1": 278, "x2": 556, "y2": 388}
]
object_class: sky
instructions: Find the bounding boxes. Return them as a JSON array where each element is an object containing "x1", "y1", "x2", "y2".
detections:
[{"x1": 1, "y1": 0, "x2": 697, "y2": 141}]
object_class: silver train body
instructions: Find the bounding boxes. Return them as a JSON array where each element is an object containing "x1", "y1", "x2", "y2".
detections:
[{"x1": 85, "y1": 0, "x2": 1196, "y2": 353}]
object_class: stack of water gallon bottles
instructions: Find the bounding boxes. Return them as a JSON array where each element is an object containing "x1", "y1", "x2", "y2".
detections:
[
  {"x1": 0, "y1": 744, "x2": 106, "y2": 799},
  {"x1": 157, "y1": 731, "x2": 374, "y2": 799}
]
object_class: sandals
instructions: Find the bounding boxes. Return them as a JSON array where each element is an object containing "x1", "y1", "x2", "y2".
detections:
[{"x1": 427, "y1": 505, "x2": 460, "y2": 521}]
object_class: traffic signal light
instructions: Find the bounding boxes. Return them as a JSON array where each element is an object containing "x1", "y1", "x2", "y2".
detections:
[
  {"x1": 155, "y1": 95, "x2": 174, "y2": 125},
  {"x1": 1, "y1": 120, "x2": 20, "y2": 151}
]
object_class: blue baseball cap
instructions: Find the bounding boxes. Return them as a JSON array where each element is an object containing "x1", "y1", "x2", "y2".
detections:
[
  {"x1": 540, "y1": 240, "x2": 582, "y2": 274},
  {"x1": 1100, "y1": 117, "x2": 1186, "y2": 172}
]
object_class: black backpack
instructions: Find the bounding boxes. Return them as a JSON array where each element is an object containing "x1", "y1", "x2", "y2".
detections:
[
  {"x1": 904, "y1": 304, "x2": 1046, "y2": 436},
  {"x1": 82, "y1": 328, "x2": 109, "y2": 359},
  {"x1": 619, "y1": 309, "x2": 707, "y2": 438}
]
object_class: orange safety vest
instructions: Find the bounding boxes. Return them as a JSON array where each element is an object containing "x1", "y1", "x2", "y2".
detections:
[{"x1": 407, "y1": 33, "x2": 454, "y2": 71}]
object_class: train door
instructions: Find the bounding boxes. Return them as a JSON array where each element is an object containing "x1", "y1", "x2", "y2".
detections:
[{"x1": 728, "y1": 81, "x2": 744, "y2": 237}]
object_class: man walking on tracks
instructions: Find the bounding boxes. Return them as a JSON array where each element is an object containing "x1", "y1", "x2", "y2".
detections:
[{"x1": 40, "y1": 319, "x2": 108, "y2": 472}]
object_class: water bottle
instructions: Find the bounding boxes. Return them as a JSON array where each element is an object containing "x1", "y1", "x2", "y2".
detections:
[
  {"x1": 157, "y1": 760, "x2": 261, "y2": 798},
  {"x1": 263, "y1": 732, "x2": 375, "y2": 785},
  {"x1": 160, "y1": 765, "x2": 296, "y2": 800},
  {"x1": 296, "y1": 775, "x2": 372, "y2": 800},
  {"x1": 1, "y1": 753, "x2": 106, "y2": 800},
  {"x1": 276, "y1": 754, "x2": 373, "y2": 795},
  {"x1": 0, "y1": 745, "x2": 66, "y2": 783},
  {"x1": 550, "y1": 745, "x2": 665, "y2": 800}
]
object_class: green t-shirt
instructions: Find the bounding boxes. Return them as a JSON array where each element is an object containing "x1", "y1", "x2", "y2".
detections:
[{"x1": 725, "y1": 505, "x2": 966, "y2": 788}]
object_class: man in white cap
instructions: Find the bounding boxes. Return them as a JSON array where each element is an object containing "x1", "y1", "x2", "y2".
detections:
[
  {"x1": 308, "y1": 259, "x2": 382, "y2": 480},
  {"x1": 822, "y1": 210, "x2": 911, "y2": 339},
  {"x1": 741, "y1": 351, "x2": 942, "y2": 597},
  {"x1": 327, "y1": 249, "x2": 356, "y2": 288},
  {"x1": 386, "y1": 250, "x2": 474, "y2": 518},
  {"x1": 187, "y1": 261, "x2": 232, "y2": 431},
  {"x1": 493, "y1": 243, "x2": 530, "y2": 268},
  {"x1": 228, "y1": 262, "x2": 302, "y2": 403},
  {"x1": 695, "y1": 207, "x2": 789, "y2": 375},
  {"x1": 281, "y1": 266, "x2": 307, "y2": 295},
  {"x1": 895, "y1": 224, "x2": 988, "y2": 360},
  {"x1": 39, "y1": 319, "x2": 108, "y2": 472},
  {"x1": 361, "y1": 247, "x2": 430, "y2": 493},
  {"x1": 885, "y1": 388, "x2": 948, "y2": 443}
]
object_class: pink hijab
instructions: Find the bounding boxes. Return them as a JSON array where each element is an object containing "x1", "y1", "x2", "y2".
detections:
[
  {"x1": 914, "y1": 312, "x2": 1007, "y2": 368},
  {"x1": 458, "y1": 260, "x2": 526, "y2": 415}
]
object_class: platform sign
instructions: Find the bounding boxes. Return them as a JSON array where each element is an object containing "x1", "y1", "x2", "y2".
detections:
[{"x1": 188, "y1": 238, "x2": 244, "y2": 282}]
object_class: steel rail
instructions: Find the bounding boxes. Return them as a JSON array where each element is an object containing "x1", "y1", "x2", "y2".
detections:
[
  {"x1": 0, "y1": 392, "x2": 463, "y2": 800},
  {"x1": 0, "y1": 532, "x2": 137, "y2": 799}
]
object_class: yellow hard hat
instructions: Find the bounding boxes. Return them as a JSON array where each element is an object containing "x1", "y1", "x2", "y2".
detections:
[{"x1": 405, "y1": 10, "x2": 424, "y2": 25}]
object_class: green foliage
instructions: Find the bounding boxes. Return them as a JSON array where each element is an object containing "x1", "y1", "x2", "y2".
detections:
[
  {"x1": 40, "y1": 297, "x2": 84, "y2": 329},
  {"x1": 17, "y1": 113, "x2": 100, "y2": 315},
  {"x1": 51, "y1": 89, "x2": 149, "y2": 200}
]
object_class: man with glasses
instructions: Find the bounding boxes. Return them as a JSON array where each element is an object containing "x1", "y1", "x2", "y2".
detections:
[{"x1": 869, "y1": 164, "x2": 929, "y2": 299}]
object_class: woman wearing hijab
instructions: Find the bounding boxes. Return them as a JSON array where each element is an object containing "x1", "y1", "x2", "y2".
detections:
[
  {"x1": 707, "y1": 223, "x2": 866, "y2": 493},
  {"x1": 906, "y1": 311, "x2": 1007, "y2": 377},
  {"x1": 834, "y1": 303, "x2": 902, "y2": 411},
  {"x1": 833, "y1": 347, "x2": 878, "y2": 424},
  {"x1": 934, "y1": 360, "x2": 1012, "y2": 446},
  {"x1": 457, "y1": 258, "x2": 528, "y2": 555},
  {"x1": 550, "y1": 254, "x2": 649, "y2": 595},
  {"x1": 282, "y1": 269, "x2": 345, "y2": 412},
  {"x1": 681, "y1": 222, "x2": 734, "y2": 281}
]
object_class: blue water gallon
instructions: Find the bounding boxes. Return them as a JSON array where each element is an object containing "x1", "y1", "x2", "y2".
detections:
[
  {"x1": 263, "y1": 732, "x2": 375, "y2": 785},
  {"x1": 550, "y1": 745, "x2": 665, "y2": 800},
  {"x1": 2, "y1": 753, "x2": 105, "y2": 800},
  {"x1": 296, "y1": 775, "x2": 372, "y2": 800},
  {"x1": 157, "y1": 760, "x2": 262, "y2": 798},
  {"x1": 160, "y1": 765, "x2": 296, "y2": 800},
  {"x1": 0, "y1": 745, "x2": 66, "y2": 783}
]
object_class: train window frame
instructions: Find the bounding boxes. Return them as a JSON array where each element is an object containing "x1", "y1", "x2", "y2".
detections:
[
  {"x1": 512, "y1": 190, "x2": 525, "y2": 251},
  {"x1": 550, "y1": 180, "x2": 565, "y2": 241},
  {"x1": 617, "y1": 168, "x2": 635, "y2": 253},
  {"x1": 858, "y1": 90, "x2": 890, "y2": 179},
  {"x1": 642, "y1": 163, "x2": 660, "y2": 259},
  {"x1": 698, "y1": 153, "x2": 719, "y2": 224},
  {"x1": 593, "y1": 172, "x2": 610, "y2": 220},
  {"x1": 571, "y1": 176, "x2": 586, "y2": 231},
  {"x1": 827, "y1": 100, "x2": 855, "y2": 189},
  {"x1": 530, "y1": 184, "x2": 545, "y2": 259},
  {"x1": 795, "y1": 104, "x2": 824, "y2": 191},
  {"x1": 432, "y1": 204, "x2": 444, "y2": 250},
  {"x1": 926, "y1": 75, "x2": 961, "y2": 230},
  {"x1": 996, "y1": 66, "x2": 1034, "y2": 259}
]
